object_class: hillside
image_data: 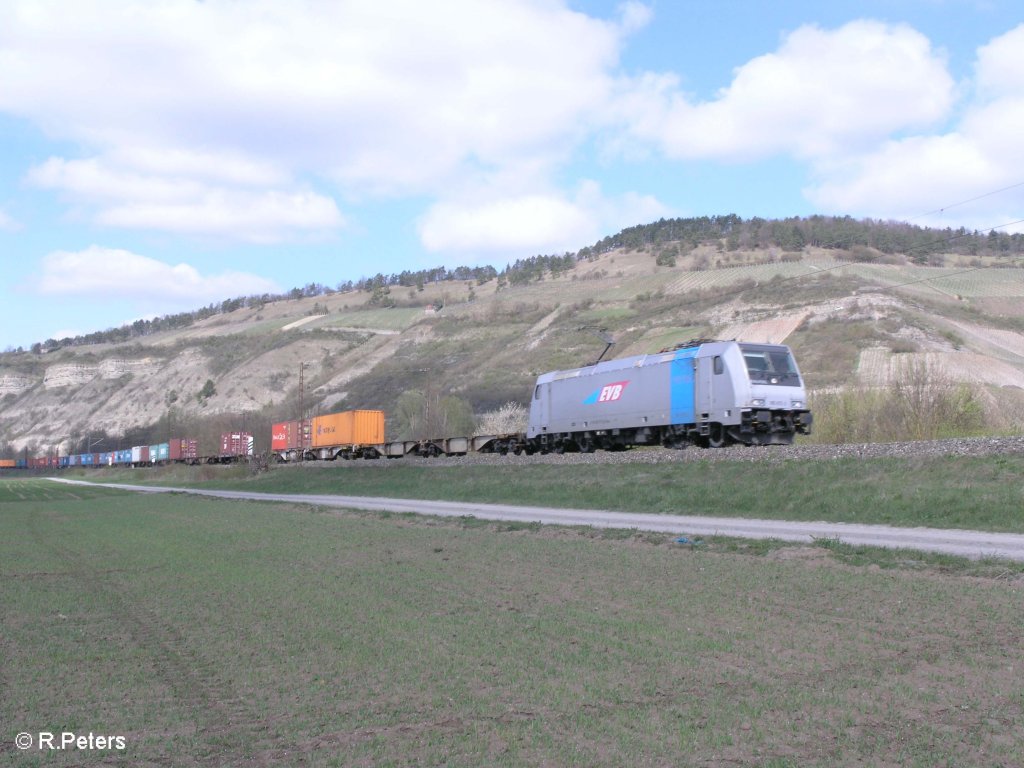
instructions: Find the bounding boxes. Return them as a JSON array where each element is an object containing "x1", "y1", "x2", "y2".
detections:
[{"x1": 3, "y1": 223, "x2": 1024, "y2": 455}]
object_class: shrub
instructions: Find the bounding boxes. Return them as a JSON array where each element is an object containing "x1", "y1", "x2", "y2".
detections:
[
  {"x1": 809, "y1": 360, "x2": 985, "y2": 443},
  {"x1": 475, "y1": 401, "x2": 528, "y2": 435},
  {"x1": 394, "y1": 389, "x2": 476, "y2": 440}
]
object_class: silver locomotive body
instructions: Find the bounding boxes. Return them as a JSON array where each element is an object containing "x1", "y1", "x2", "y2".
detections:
[{"x1": 527, "y1": 340, "x2": 812, "y2": 451}]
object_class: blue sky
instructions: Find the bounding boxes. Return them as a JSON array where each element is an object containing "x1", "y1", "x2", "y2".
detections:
[{"x1": 1, "y1": 0, "x2": 1022, "y2": 350}]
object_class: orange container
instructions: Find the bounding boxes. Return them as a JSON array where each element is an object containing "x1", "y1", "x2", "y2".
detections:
[
  {"x1": 347, "y1": 409, "x2": 384, "y2": 444},
  {"x1": 311, "y1": 410, "x2": 384, "y2": 447},
  {"x1": 311, "y1": 413, "x2": 345, "y2": 447},
  {"x1": 0, "y1": 459, "x2": 15, "y2": 468}
]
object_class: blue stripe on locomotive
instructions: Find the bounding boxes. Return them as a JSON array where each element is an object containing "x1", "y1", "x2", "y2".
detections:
[{"x1": 670, "y1": 346, "x2": 698, "y2": 425}]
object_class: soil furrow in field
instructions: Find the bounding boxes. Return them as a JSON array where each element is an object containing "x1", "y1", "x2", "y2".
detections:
[{"x1": 21, "y1": 510, "x2": 284, "y2": 766}]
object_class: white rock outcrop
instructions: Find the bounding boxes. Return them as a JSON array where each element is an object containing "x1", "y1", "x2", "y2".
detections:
[{"x1": 0, "y1": 373, "x2": 36, "y2": 395}]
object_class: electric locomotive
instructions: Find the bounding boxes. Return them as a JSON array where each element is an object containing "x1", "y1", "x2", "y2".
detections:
[{"x1": 527, "y1": 339, "x2": 812, "y2": 452}]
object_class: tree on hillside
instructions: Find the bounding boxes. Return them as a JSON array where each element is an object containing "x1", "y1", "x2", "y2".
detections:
[
  {"x1": 197, "y1": 379, "x2": 216, "y2": 404},
  {"x1": 395, "y1": 389, "x2": 476, "y2": 440}
]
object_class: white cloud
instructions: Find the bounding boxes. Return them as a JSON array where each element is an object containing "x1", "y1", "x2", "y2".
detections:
[
  {"x1": 975, "y1": 23, "x2": 1024, "y2": 98},
  {"x1": 27, "y1": 155, "x2": 344, "y2": 242},
  {"x1": 96, "y1": 190, "x2": 344, "y2": 244},
  {"x1": 9, "y1": 2, "x2": 1014, "y2": 247},
  {"x1": 617, "y1": 1, "x2": 653, "y2": 34},
  {"x1": 1, "y1": 1, "x2": 641, "y2": 220},
  {"x1": 28, "y1": 157, "x2": 208, "y2": 204},
  {"x1": 418, "y1": 181, "x2": 668, "y2": 257},
  {"x1": 420, "y1": 195, "x2": 594, "y2": 256},
  {"x1": 0, "y1": 208, "x2": 19, "y2": 231},
  {"x1": 614, "y1": 20, "x2": 953, "y2": 161},
  {"x1": 807, "y1": 24, "x2": 1024, "y2": 229},
  {"x1": 38, "y1": 247, "x2": 280, "y2": 302}
]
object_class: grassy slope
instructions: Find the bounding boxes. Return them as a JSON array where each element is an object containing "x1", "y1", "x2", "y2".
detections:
[
  {"x1": 3, "y1": 478, "x2": 1023, "y2": 767},
  {"x1": 4, "y1": 248, "x2": 1024, "y2": 451}
]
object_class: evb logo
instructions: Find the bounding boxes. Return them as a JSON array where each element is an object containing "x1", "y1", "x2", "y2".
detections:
[{"x1": 583, "y1": 380, "x2": 630, "y2": 404}]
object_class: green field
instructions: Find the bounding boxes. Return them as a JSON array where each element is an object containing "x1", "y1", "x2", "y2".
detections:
[{"x1": 3, "y1": 477, "x2": 1024, "y2": 766}]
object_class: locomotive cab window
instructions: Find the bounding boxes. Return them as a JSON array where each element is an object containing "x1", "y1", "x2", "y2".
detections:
[
  {"x1": 534, "y1": 385, "x2": 541, "y2": 399},
  {"x1": 740, "y1": 344, "x2": 801, "y2": 386},
  {"x1": 713, "y1": 356, "x2": 723, "y2": 375}
]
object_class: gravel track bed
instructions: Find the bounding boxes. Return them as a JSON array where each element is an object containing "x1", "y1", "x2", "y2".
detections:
[{"x1": 294, "y1": 435, "x2": 1024, "y2": 470}]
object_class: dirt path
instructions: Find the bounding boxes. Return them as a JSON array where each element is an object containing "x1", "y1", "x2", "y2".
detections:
[{"x1": 49, "y1": 478, "x2": 1024, "y2": 561}]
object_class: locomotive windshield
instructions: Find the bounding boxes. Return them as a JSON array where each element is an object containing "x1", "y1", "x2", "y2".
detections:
[{"x1": 740, "y1": 344, "x2": 802, "y2": 386}]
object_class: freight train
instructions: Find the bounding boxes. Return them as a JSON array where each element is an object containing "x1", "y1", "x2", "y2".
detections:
[
  {"x1": 271, "y1": 339, "x2": 812, "y2": 459},
  {"x1": 4, "y1": 340, "x2": 812, "y2": 468},
  {"x1": 10, "y1": 433, "x2": 254, "y2": 470}
]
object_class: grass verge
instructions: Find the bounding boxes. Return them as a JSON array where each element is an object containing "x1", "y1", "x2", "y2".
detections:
[{"x1": 72, "y1": 451, "x2": 1024, "y2": 534}]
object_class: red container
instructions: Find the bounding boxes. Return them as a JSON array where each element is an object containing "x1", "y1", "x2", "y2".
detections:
[
  {"x1": 220, "y1": 432, "x2": 254, "y2": 458},
  {"x1": 139, "y1": 446, "x2": 150, "y2": 463},
  {"x1": 169, "y1": 438, "x2": 199, "y2": 461},
  {"x1": 271, "y1": 420, "x2": 310, "y2": 451}
]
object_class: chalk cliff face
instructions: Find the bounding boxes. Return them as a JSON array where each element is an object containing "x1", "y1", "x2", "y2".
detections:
[
  {"x1": 0, "y1": 288, "x2": 390, "y2": 454},
  {"x1": 0, "y1": 342, "x2": 325, "y2": 453},
  {"x1": 0, "y1": 374, "x2": 34, "y2": 396},
  {"x1": 40, "y1": 359, "x2": 163, "y2": 389}
]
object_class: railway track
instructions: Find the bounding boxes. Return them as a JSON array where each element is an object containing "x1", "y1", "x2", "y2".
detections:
[{"x1": 288, "y1": 433, "x2": 1024, "y2": 468}]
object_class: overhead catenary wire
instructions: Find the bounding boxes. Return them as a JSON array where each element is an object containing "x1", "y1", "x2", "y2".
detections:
[{"x1": 906, "y1": 180, "x2": 1024, "y2": 222}]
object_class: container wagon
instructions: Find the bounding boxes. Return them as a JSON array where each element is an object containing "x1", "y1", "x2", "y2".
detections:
[
  {"x1": 217, "y1": 432, "x2": 254, "y2": 463},
  {"x1": 169, "y1": 438, "x2": 199, "y2": 464},
  {"x1": 271, "y1": 420, "x2": 311, "y2": 462},
  {"x1": 308, "y1": 411, "x2": 385, "y2": 460},
  {"x1": 147, "y1": 443, "x2": 170, "y2": 464}
]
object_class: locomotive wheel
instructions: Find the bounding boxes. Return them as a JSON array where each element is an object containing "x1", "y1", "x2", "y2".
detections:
[{"x1": 707, "y1": 423, "x2": 727, "y2": 448}]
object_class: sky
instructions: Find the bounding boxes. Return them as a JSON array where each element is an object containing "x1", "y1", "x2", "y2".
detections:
[{"x1": 1, "y1": 0, "x2": 1023, "y2": 351}]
